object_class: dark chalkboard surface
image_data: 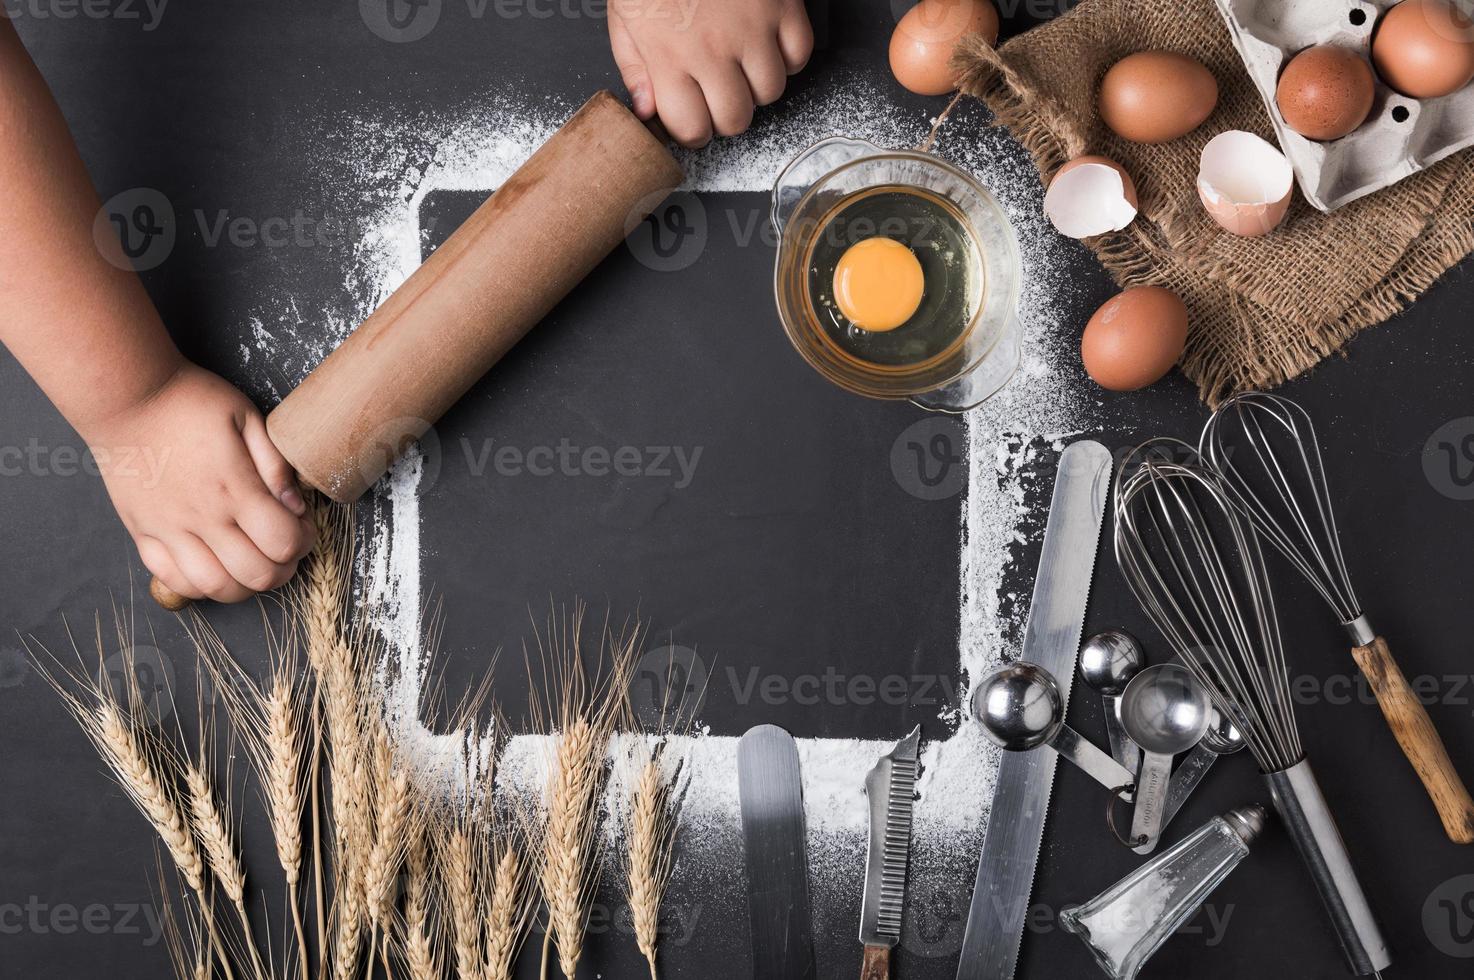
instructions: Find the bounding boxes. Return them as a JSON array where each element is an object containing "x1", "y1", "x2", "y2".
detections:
[{"x1": 2, "y1": 2, "x2": 1473, "y2": 979}]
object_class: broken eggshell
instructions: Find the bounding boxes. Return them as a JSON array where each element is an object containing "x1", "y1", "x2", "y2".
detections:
[
  {"x1": 1044, "y1": 156, "x2": 1139, "y2": 239},
  {"x1": 1196, "y1": 131, "x2": 1294, "y2": 237}
]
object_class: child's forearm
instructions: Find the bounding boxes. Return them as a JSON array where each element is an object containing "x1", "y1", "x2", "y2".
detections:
[{"x1": 0, "y1": 20, "x2": 186, "y2": 441}]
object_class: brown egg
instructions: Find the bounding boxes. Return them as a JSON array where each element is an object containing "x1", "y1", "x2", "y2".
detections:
[
  {"x1": 1099, "y1": 51, "x2": 1220, "y2": 144},
  {"x1": 889, "y1": 0, "x2": 1000, "y2": 96},
  {"x1": 1081, "y1": 287, "x2": 1189, "y2": 392},
  {"x1": 1277, "y1": 46, "x2": 1376, "y2": 140},
  {"x1": 1372, "y1": 0, "x2": 1474, "y2": 99}
]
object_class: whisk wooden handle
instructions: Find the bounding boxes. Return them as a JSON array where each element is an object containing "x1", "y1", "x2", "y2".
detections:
[{"x1": 1352, "y1": 634, "x2": 1474, "y2": 844}]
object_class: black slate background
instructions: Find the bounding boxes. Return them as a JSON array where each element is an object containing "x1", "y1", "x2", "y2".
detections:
[{"x1": 2, "y1": 1, "x2": 1474, "y2": 978}]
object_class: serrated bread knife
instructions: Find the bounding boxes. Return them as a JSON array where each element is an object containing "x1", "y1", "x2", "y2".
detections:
[
  {"x1": 739, "y1": 724, "x2": 817, "y2": 980},
  {"x1": 956, "y1": 440, "x2": 1113, "y2": 980},
  {"x1": 859, "y1": 725, "x2": 921, "y2": 980}
]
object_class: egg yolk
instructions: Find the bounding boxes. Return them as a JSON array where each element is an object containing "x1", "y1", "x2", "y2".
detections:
[{"x1": 832, "y1": 237, "x2": 924, "y2": 332}]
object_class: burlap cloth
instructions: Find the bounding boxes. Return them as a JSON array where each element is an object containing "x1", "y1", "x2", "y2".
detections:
[{"x1": 952, "y1": 0, "x2": 1474, "y2": 405}]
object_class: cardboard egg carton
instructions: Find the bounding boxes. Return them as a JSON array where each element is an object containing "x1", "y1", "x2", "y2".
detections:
[{"x1": 1215, "y1": 0, "x2": 1474, "y2": 211}]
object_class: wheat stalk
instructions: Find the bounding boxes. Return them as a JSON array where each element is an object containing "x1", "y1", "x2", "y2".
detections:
[
  {"x1": 438, "y1": 818, "x2": 484, "y2": 980},
  {"x1": 365, "y1": 729, "x2": 412, "y2": 921},
  {"x1": 302, "y1": 495, "x2": 350, "y2": 679},
  {"x1": 529, "y1": 606, "x2": 638, "y2": 980},
  {"x1": 625, "y1": 744, "x2": 679, "y2": 980},
  {"x1": 301, "y1": 494, "x2": 347, "y2": 965},
  {"x1": 540, "y1": 716, "x2": 599, "y2": 979},
  {"x1": 183, "y1": 725, "x2": 273, "y2": 980},
  {"x1": 190, "y1": 609, "x2": 314, "y2": 980},
  {"x1": 263, "y1": 678, "x2": 306, "y2": 881},
  {"x1": 37, "y1": 635, "x2": 235, "y2": 980},
  {"x1": 40, "y1": 510, "x2": 660, "y2": 980},
  {"x1": 400, "y1": 814, "x2": 440, "y2": 980},
  {"x1": 94, "y1": 700, "x2": 208, "y2": 892},
  {"x1": 619, "y1": 637, "x2": 703, "y2": 979},
  {"x1": 298, "y1": 498, "x2": 381, "y2": 980},
  {"x1": 183, "y1": 758, "x2": 244, "y2": 910},
  {"x1": 329, "y1": 885, "x2": 367, "y2": 980},
  {"x1": 484, "y1": 837, "x2": 531, "y2": 980},
  {"x1": 261, "y1": 672, "x2": 312, "y2": 980},
  {"x1": 329, "y1": 737, "x2": 373, "y2": 980},
  {"x1": 158, "y1": 860, "x2": 212, "y2": 980}
]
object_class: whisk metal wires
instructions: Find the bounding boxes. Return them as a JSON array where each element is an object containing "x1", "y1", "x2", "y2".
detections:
[
  {"x1": 1113, "y1": 443, "x2": 1299, "y2": 772},
  {"x1": 1202, "y1": 391, "x2": 1474, "y2": 845},
  {"x1": 1200, "y1": 392, "x2": 1363, "y2": 633},
  {"x1": 1113, "y1": 441, "x2": 1391, "y2": 977}
]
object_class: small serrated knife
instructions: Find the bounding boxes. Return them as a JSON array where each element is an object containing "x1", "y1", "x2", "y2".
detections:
[
  {"x1": 956, "y1": 439, "x2": 1113, "y2": 980},
  {"x1": 859, "y1": 725, "x2": 921, "y2": 980}
]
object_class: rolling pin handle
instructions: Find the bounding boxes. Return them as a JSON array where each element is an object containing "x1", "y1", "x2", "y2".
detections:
[{"x1": 149, "y1": 575, "x2": 194, "y2": 612}]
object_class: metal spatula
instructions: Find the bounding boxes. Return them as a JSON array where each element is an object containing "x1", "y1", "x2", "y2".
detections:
[{"x1": 739, "y1": 724, "x2": 816, "y2": 980}]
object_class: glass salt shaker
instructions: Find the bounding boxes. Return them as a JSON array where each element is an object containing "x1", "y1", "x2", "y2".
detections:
[{"x1": 1059, "y1": 805, "x2": 1266, "y2": 980}]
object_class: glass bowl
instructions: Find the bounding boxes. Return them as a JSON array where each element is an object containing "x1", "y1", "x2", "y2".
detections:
[{"x1": 771, "y1": 137, "x2": 1024, "y2": 412}]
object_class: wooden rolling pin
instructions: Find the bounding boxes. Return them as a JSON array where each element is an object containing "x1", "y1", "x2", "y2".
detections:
[{"x1": 150, "y1": 91, "x2": 682, "y2": 611}]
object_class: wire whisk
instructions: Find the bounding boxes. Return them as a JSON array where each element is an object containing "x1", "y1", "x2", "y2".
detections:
[
  {"x1": 1202, "y1": 392, "x2": 1474, "y2": 845},
  {"x1": 1201, "y1": 392, "x2": 1361, "y2": 627},
  {"x1": 1113, "y1": 443, "x2": 1299, "y2": 772},
  {"x1": 1114, "y1": 443, "x2": 1390, "y2": 977}
]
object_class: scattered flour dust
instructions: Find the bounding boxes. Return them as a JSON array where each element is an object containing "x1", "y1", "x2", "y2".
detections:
[{"x1": 247, "y1": 73, "x2": 1092, "y2": 920}]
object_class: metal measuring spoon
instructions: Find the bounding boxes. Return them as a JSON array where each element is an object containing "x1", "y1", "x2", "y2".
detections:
[
  {"x1": 973, "y1": 662, "x2": 1135, "y2": 792},
  {"x1": 1156, "y1": 703, "x2": 1246, "y2": 834},
  {"x1": 1119, "y1": 664, "x2": 1209, "y2": 853},
  {"x1": 1079, "y1": 631, "x2": 1146, "y2": 776}
]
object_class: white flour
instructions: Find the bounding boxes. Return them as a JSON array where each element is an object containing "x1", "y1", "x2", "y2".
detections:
[{"x1": 244, "y1": 74, "x2": 1093, "y2": 920}]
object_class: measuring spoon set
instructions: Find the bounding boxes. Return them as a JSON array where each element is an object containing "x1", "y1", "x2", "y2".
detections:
[{"x1": 972, "y1": 630, "x2": 1244, "y2": 853}]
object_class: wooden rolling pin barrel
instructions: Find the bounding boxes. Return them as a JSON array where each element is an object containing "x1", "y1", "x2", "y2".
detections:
[{"x1": 149, "y1": 91, "x2": 683, "y2": 611}]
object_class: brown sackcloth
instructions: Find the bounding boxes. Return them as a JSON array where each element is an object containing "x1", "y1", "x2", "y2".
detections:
[{"x1": 952, "y1": 0, "x2": 1474, "y2": 405}]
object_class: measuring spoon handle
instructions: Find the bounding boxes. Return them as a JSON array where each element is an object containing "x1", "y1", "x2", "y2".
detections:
[
  {"x1": 1052, "y1": 725, "x2": 1136, "y2": 792},
  {"x1": 1159, "y1": 744, "x2": 1219, "y2": 833},
  {"x1": 1129, "y1": 751, "x2": 1173, "y2": 853},
  {"x1": 1103, "y1": 696, "x2": 1140, "y2": 775}
]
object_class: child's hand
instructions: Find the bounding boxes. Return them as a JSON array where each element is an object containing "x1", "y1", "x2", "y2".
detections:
[
  {"x1": 1, "y1": 22, "x2": 313, "y2": 603},
  {"x1": 86, "y1": 364, "x2": 316, "y2": 604},
  {"x1": 608, "y1": 0, "x2": 813, "y2": 148}
]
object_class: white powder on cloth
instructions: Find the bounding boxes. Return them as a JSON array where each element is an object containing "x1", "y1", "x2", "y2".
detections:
[{"x1": 243, "y1": 74, "x2": 1093, "y2": 916}]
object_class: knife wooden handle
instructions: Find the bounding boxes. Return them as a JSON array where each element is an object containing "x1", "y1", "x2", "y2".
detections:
[
  {"x1": 860, "y1": 944, "x2": 890, "y2": 980},
  {"x1": 1352, "y1": 634, "x2": 1474, "y2": 844}
]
